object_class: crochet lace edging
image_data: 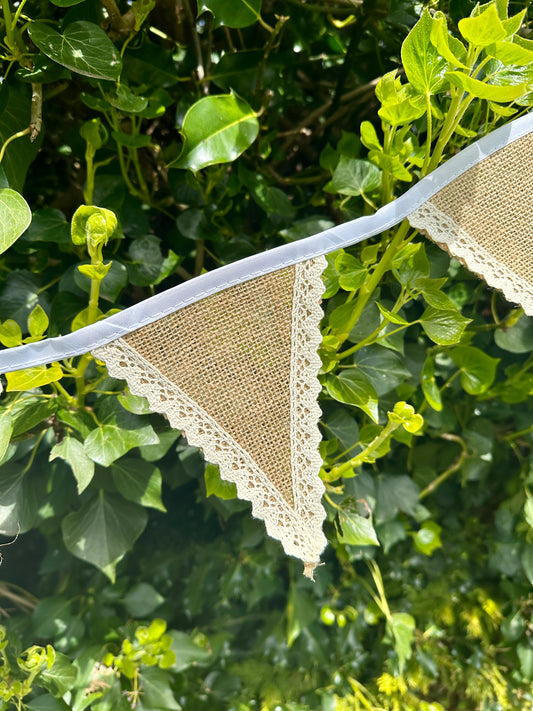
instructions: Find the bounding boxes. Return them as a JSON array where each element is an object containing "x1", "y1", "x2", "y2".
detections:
[{"x1": 408, "y1": 201, "x2": 533, "y2": 316}]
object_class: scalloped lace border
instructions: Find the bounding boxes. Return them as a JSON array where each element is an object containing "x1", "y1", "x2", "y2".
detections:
[
  {"x1": 408, "y1": 201, "x2": 533, "y2": 316},
  {"x1": 93, "y1": 258, "x2": 328, "y2": 572}
]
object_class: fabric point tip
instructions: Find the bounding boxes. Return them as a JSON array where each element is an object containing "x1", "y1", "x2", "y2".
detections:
[{"x1": 303, "y1": 561, "x2": 321, "y2": 580}]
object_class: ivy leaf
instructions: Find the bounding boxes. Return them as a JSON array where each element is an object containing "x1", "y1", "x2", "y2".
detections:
[
  {"x1": 199, "y1": 0, "x2": 262, "y2": 28},
  {"x1": 412, "y1": 520, "x2": 442, "y2": 555},
  {"x1": 61, "y1": 491, "x2": 148, "y2": 581},
  {"x1": 486, "y1": 40, "x2": 533, "y2": 66},
  {"x1": 325, "y1": 157, "x2": 382, "y2": 197},
  {"x1": 337, "y1": 509, "x2": 379, "y2": 546},
  {"x1": 353, "y1": 346, "x2": 410, "y2": 397},
  {"x1": 112, "y1": 458, "x2": 166, "y2": 511},
  {"x1": 401, "y1": 9, "x2": 450, "y2": 95},
  {"x1": 139, "y1": 667, "x2": 181, "y2": 710},
  {"x1": 84, "y1": 421, "x2": 158, "y2": 467},
  {"x1": 419, "y1": 306, "x2": 471, "y2": 345},
  {"x1": 326, "y1": 371, "x2": 379, "y2": 423},
  {"x1": 450, "y1": 346, "x2": 499, "y2": 395},
  {"x1": 421, "y1": 356, "x2": 442, "y2": 411},
  {"x1": 0, "y1": 189, "x2": 31, "y2": 255},
  {"x1": 28, "y1": 22, "x2": 122, "y2": 81},
  {"x1": 446, "y1": 70, "x2": 530, "y2": 102},
  {"x1": 0, "y1": 464, "x2": 38, "y2": 534},
  {"x1": 28, "y1": 304, "x2": 49, "y2": 338},
  {"x1": 172, "y1": 92, "x2": 259, "y2": 172},
  {"x1": 0, "y1": 410, "x2": 13, "y2": 462},
  {"x1": 335, "y1": 252, "x2": 367, "y2": 291},
  {"x1": 495, "y1": 315, "x2": 533, "y2": 353},
  {"x1": 458, "y1": 4, "x2": 507, "y2": 47},
  {"x1": 5, "y1": 363, "x2": 63, "y2": 391},
  {"x1": 50, "y1": 436, "x2": 95, "y2": 494},
  {"x1": 386, "y1": 612, "x2": 415, "y2": 672},
  {"x1": 205, "y1": 463, "x2": 237, "y2": 500},
  {"x1": 430, "y1": 11, "x2": 468, "y2": 68},
  {"x1": 39, "y1": 653, "x2": 79, "y2": 697},
  {"x1": 124, "y1": 582, "x2": 164, "y2": 617}
]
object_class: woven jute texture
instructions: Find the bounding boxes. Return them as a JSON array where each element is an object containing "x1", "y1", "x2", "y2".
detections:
[
  {"x1": 124, "y1": 267, "x2": 296, "y2": 503},
  {"x1": 430, "y1": 133, "x2": 533, "y2": 288}
]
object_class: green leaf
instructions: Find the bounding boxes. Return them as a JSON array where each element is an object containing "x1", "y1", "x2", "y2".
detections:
[
  {"x1": 517, "y1": 643, "x2": 533, "y2": 680},
  {"x1": 71, "y1": 205, "x2": 117, "y2": 247},
  {"x1": 386, "y1": 612, "x2": 415, "y2": 672},
  {"x1": 401, "y1": 9, "x2": 450, "y2": 94},
  {"x1": 0, "y1": 83, "x2": 41, "y2": 192},
  {"x1": 127, "y1": 235, "x2": 164, "y2": 286},
  {"x1": 325, "y1": 157, "x2": 381, "y2": 197},
  {"x1": 412, "y1": 520, "x2": 442, "y2": 555},
  {"x1": 0, "y1": 188, "x2": 31, "y2": 255},
  {"x1": 335, "y1": 252, "x2": 367, "y2": 291},
  {"x1": 326, "y1": 371, "x2": 379, "y2": 423},
  {"x1": 22, "y1": 208, "x2": 71, "y2": 244},
  {"x1": 495, "y1": 315, "x2": 533, "y2": 353},
  {"x1": 450, "y1": 346, "x2": 499, "y2": 395},
  {"x1": 430, "y1": 11, "x2": 468, "y2": 68},
  {"x1": 61, "y1": 491, "x2": 148, "y2": 581},
  {"x1": 28, "y1": 304, "x2": 49, "y2": 338},
  {"x1": 39, "y1": 652, "x2": 78, "y2": 697},
  {"x1": 50, "y1": 436, "x2": 95, "y2": 494},
  {"x1": 522, "y1": 543, "x2": 533, "y2": 585},
  {"x1": 486, "y1": 40, "x2": 533, "y2": 66},
  {"x1": 446, "y1": 70, "x2": 530, "y2": 101},
  {"x1": 28, "y1": 22, "x2": 122, "y2": 81},
  {"x1": 105, "y1": 84, "x2": 148, "y2": 113},
  {"x1": 5, "y1": 362, "x2": 63, "y2": 391},
  {"x1": 27, "y1": 696, "x2": 71, "y2": 711},
  {"x1": 419, "y1": 306, "x2": 471, "y2": 345},
  {"x1": 10, "y1": 395, "x2": 56, "y2": 437},
  {"x1": 0, "y1": 410, "x2": 13, "y2": 462},
  {"x1": 0, "y1": 464, "x2": 38, "y2": 534},
  {"x1": 124, "y1": 582, "x2": 164, "y2": 617},
  {"x1": 421, "y1": 356, "x2": 442, "y2": 411},
  {"x1": 112, "y1": 458, "x2": 166, "y2": 511},
  {"x1": 205, "y1": 463, "x2": 237, "y2": 500},
  {"x1": 139, "y1": 667, "x2": 182, "y2": 710},
  {"x1": 337, "y1": 509, "x2": 379, "y2": 546},
  {"x1": 172, "y1": 92, "x2": 259, "y2": 171},
  {"x1": 322, "y1": 407, "x2": 359, "y2": 453},
  {"x1": 458, "y1": 4, "x2": 507, "y2": 47},
  {"x1": 524, "y1": 499, "x2": 533, "y2": 529},
  {"x1": 169, "y1": 631, "x2": 212, "y2": 672},
  {"x1": 84, "y1": 424, "x2": 149, "y2": 467},
  {"x1": 0, "y1": 319, "x2": 22, "y2": 347},
  {"x1": 287, "y1": 586, "x2": 316, "y2": 648},
  {"x1": 360, "y1": 121, "x2": 382, "y2": 151},
  {"x1": 200, "y1": 0, "x2": 262, "y2": 28},
  {"x1": 353, "y1": 346, "x2": 410, "y2": 397}
]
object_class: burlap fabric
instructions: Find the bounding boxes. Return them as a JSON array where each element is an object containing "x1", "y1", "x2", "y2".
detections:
[
  {"x1": 93, "y1": 258, "x2": 327, "y2": 573},
  {"x1": 408, "y1": 133, "x2": 533, "y2": 315}
]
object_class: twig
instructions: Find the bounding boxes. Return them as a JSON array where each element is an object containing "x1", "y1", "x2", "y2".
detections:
[{"x1": 30, "y1": 83, "x2": 42, "y2": 141}]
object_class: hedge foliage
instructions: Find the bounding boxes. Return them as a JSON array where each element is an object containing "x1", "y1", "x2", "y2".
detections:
[{"x1": 0, "y1": 0, "x2": 533, "y2": 709}]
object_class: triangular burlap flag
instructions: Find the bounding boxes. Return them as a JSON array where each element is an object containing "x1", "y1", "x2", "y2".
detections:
[
  {"x1": 0, "y1": 111, "x2": 532, "y2": 576},
  {"x1": 92, "y1": 258, "x2": 328, "y2": 577},
  {"x1": 407, "y1": 131, "x2": 533, "y2": 315}
]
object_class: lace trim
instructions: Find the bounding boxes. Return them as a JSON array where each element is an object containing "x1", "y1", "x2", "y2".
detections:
[
  {"x1": 408, "y1": 201, "x2": 533, "y2": 316},
  {"x1": 290, "y1": 258, "x2": 327, "y2": 571},
  {"x1": 92, "y1": 258, "x2": 328, "y2": 573}
]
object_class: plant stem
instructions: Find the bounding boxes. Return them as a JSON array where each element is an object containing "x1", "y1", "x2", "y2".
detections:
[
  {"x1": 418, "y1": 434, "x2": 468, "y2": 500},
  {"x1": 0, "y1": 127, "x2": 30, "y2": 164},
  {"x1": 335, "y1": 219, "x2": 411, "y2": 349},
  {"x1": 326, "y1": 418, "x2": 399, "y2": 480}
]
